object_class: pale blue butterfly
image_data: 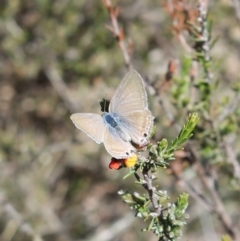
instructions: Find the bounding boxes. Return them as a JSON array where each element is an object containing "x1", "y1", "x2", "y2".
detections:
[{"x1": 70, "y1": 69, "x2": 153, "y2": 159}]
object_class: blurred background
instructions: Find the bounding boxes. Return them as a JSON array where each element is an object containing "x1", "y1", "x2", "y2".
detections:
[{"x1": 0, "y1": 0, "x2": 240, "y2": 241}]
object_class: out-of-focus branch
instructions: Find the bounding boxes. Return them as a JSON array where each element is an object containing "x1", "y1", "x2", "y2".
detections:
[
  {"x1": 232, "y1": 0, "x2": 240, "y2": 23},
  {"x1": 170, "y1": 162, "x2": 213, "y2": 212},
  {"x1": 223, "y1": 137, "x2": 240, "y2": 182},
  {"x1": 44, "y1": 65, "x2": 79, "y2": 113},
  {"x1": 172, "y1": 147, "x2": 237, "y2": 239},
  {"x1": 102, "y1": 0, "x2": 132, "y2": 70},
  {"x1": 215, "y1": 93, "x2": 240, "y2": 125},
  {"x1": 0, "y1": 195, "x2": 43, "y2": 241},
  {"x1": 76, "y1": 212, "x2": 135, "y2": 241},
  {"x1": 164, "y1": 0, "x2": 193, "y2": 54},
  {"x1": 145, "y1": 60, "x2": 181, "y2": 132},
  {"x1": 189, "y1": 61, "x2": 198, "y2": 109},
  {"x1": 177, "y1": 33, "x2": 192, "y2": 54},
  {"x1": 193, "y1": 161, "x2": 237, "y2": 238}
]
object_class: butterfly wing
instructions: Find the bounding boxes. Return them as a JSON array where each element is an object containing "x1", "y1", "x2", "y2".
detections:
[
  {"x1": 103, "y1": 127, "x2": 136, "y2": 159},
  {"x1": 109, "y1": 69, "x2": 149, "y2": 114},
  {"x1": 109, "y1": 69, "x2": 153, "y2": 145},
  {"x1": 118, "y1": 109, "x2": 153, "y2": 146},
  {"x1": 70, "y1": 113, "x2": 105, "y2": 143}
]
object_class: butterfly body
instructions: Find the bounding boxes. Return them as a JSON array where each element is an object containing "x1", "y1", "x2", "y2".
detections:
[
  {"x1": 71, "y1": 70, "x2": 153, "y2": 159},
  {"x1": 102, "y1": 113, "x2": 131, "y2": 142}
]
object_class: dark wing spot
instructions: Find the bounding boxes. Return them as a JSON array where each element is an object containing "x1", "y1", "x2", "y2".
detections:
[
  {"x1": 126, "y1": 152, "x2": 129, "y2": 155},
  {"x1": 143, "y1": 133, "x2": 148, "y2": 137}
]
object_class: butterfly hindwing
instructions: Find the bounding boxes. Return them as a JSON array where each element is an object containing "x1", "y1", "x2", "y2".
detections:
[
  {"x1": 103, "y1": 126, "x2": 136, "y2": 159},
  {"x1": 118, "y1": 109, "x2": 153, "y2": 146}
]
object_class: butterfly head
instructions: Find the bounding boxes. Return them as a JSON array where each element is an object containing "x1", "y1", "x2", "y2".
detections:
[{"x1": 99, "y1": 98, "x2": 110, "y2": 113}]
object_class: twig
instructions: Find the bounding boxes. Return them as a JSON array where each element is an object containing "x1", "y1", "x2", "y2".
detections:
[
  {"x1": 102, "y1": 0, "x2": 132, "y2": 69},
  {"x1": 135, "y1": 166, "x2": 161, "y2": 214},
  {"x1": 142, "y1": 172, "x2": 161, "y2": 215}
]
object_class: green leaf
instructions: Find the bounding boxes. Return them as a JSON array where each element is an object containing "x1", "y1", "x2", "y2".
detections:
[{"x1": 167, "y1": 113, "x2": 199, "y2": 153}]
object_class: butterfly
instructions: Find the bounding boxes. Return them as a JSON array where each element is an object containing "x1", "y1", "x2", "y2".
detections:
[{"x1": 70, "y1": 69, "x2": 153, "y2": 159}]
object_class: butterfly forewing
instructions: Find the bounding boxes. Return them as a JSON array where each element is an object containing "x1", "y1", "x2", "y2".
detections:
[
  {"x1": 103, "y1": 127, "x2": 136, "y2": 159},
  {"x1": 70, "y1": 113, "x2": 105, "y2": 143},
  {"x1": 109, "y1": 69, "x2": 153, "y2": 145},
  {"x1": 109, "y1": 70, "x2": 148, "y2": 114}
]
